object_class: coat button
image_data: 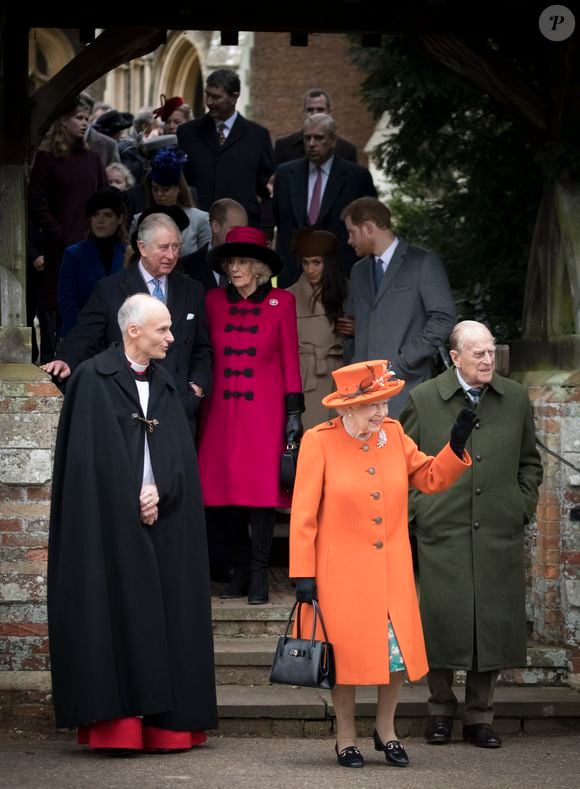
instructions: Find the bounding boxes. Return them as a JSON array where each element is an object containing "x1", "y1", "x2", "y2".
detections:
[
  {"x1": 475, "y1": 488, "x2": 482, "y2": 495},
  {"x1": 371, "y1": 492, "x2": 380, "y2": 500},
  {"x1": 361, "y1": 444, "x2": 369, "y2": 452},
  {"x1": 373, "y1": 516, "x2": 382, "y2": 524},
  {"x1": 476, "y1": 454, "x2": 482, "y2": 461},
  {"x1": 473, "y1": 521, "x2": 480, "y2": 529},
  {"x1": 373, "y1": 541, "x2": 384, "y2": 549},
  {"x1": 367, "y1": 467, "x2": 375, "y2": 475}
]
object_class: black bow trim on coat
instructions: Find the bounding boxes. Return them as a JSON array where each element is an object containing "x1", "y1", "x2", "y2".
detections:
[
  {"x1": 224, "y1": 347, "x2": 257, "y2": 356},
  {"x1": 229, "y1": 306, "x2": 261, "y2": 316},
  {"x1": 223, "y1": 390, "x2": 254, "y2": 400},
  {"x1": 224, "y1": 368, "x2": 254, "y2": 378},
  {"x1": 225, "y1": 324, "x2": 259, "y2": 333}
]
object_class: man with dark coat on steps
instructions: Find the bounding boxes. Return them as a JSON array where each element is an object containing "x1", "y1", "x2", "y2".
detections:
[{"x1": 47, "y1": 294, "x2": 217, "y2": 754}]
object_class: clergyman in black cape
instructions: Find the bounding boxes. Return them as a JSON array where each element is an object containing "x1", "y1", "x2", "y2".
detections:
[{"x1": 47, "y1": 294, "x2": 217, "y2": 754}]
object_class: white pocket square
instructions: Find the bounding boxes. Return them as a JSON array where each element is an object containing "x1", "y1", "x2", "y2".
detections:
[{"x1": 186, "y1": 313, "x2": 195, "y2": 320}]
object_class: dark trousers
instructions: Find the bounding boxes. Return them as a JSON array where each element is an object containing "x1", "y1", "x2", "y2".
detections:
[
  {"x1": 206, "y1": 506, "x2": 275, "y2": 580},
  {"x1": 427, "y1": 668, "x2": 499, "y2": 725}
]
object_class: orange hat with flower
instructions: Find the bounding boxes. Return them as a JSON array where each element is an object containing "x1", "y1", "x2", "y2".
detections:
[{"x1": 321, "y1": 360, "x2": 405, "y2": 408}]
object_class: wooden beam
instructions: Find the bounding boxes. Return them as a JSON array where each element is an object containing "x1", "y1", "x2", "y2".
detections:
[
  {"x1": 419, "y1": 33, "x2": 548, "y2": 134},
  {"x1": 28, "y1": 27, "x2": 167, "y2": 152}
]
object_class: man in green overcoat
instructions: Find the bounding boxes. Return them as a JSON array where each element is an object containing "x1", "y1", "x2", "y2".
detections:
[{"x1": 400, "y1": 320, "x2": 543, "y2": 749}]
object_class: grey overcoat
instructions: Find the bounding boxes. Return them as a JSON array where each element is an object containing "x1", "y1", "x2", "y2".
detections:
[
  {"x1": 400, "y1": 367, "x2": 543, "y2": 671},
  {"x1": 345, "y1": 239, "x2": 456, "y2": 417}
]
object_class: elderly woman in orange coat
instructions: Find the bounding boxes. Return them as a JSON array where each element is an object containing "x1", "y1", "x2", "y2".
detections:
[{"x1": 289, "y1": 360, "x2": 477, "y2": 769}]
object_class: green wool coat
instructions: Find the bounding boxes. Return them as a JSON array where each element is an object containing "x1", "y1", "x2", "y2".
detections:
[{"x1": 399, "y1": 367, "x2": 543, "y2": 672}]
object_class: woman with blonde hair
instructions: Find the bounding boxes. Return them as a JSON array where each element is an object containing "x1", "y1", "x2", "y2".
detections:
[{"x1": 29, "y1": 95, "x2": 107, "y2": 360}]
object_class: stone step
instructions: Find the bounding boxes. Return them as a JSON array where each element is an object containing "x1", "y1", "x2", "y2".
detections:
[
  {"x1": 213, "y1": 636, "x2": 570, "y2": 687},
  {"x1": 216, "y1": 683, "x2": 580, "y2": 737},
  {"x1": 1, "y1": 674, "x2": 579, "y2": 737}
]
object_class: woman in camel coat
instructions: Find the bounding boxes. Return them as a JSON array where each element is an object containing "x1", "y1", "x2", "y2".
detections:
[
  {"x1": 286, "y1": 229, "x2": 348, "y2": 429},
  {"x1": 289, "y1": 360, "x2": 476, "y2": 769}
]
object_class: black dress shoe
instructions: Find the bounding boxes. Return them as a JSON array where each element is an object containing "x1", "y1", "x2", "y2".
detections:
[
  {"x1": 372, "y1": 729, "x2": 409, "y2": 767},
  {"x1": 334, "y1": 743, "x2": 364, "y2": 768},
  {"x1": 462, "y1": 723, "x2": 502, "y2": 748},
  {"x1": 425, "y1": 716, "x2": 453, "y2": 744}
]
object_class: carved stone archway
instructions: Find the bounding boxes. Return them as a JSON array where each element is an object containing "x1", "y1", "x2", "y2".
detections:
[
  {"x1": 28, "y1": 28, "x2": 76, "y2": 91},
  {"x1": 152, "y1": 31, "x2": 207, "y2": 116}
]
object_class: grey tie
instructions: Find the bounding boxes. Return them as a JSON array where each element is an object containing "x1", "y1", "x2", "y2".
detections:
[{"x1": 373, "y1": 257, "x2": 384, "y2": 293}]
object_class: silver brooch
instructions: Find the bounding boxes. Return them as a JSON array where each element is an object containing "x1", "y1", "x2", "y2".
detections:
[{"x1": 377, "y1": 429, "x2": 388, "y2": 449}]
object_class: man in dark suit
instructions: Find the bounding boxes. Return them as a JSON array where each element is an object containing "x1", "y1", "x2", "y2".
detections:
[
  {"x1": 177, "y1": 69, "x2": 274, "y2": 228},
  {"x1": 181, "y1": 198, "x2": 247, "y2": 291},
  {"x1": 274, "y1": 88, "x2": 358, "y2": 166},
  {"x1": 41, "y1": 214, "x2": 212, "y2": 433},
  {"x1": 273, "y1": 113, "x2": 376, "y2": 287},
  {"x1": 342, "y1": 197, "x2": 457, "y2": 418}
]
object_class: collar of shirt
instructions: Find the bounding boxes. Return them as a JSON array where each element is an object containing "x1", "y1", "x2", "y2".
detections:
[
  {"x1": 215, "y1": 112, "x2": 237, "y2": 134},
  {"x1": 309, "y1": 157, "x2": 333, "y2": 177},
  {"x1": 376, "y1": 237, "x2": 399, "y2": 273},
  {"x1": 138, "y1": 260, "x2": 167, "y2": 293},
  {"x1": 455, "y1": 368, "x2": 483, "y2": 394}
]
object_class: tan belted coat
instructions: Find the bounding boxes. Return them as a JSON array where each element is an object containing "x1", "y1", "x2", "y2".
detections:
[
  {"x1": 289, "y1": 416, "x2": 471, "y2": 685},
  {"x1": 287, "y1": 274, "x2": 344, "y2": 430}
]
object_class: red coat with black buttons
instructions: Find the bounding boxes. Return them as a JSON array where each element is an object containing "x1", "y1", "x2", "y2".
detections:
[
  {"x1": 289, "y1": 417, "x2": 470, "y2": 685},
  {"x1": 198, "y1": 284, "x2": 301, "y2": 507}
]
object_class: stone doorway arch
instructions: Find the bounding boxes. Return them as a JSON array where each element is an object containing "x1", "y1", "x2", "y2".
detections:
[{"x1": 153, "y1": 31, "x2": 206, "y2": 117}]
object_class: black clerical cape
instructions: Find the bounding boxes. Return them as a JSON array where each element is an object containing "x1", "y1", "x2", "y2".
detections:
[{"x1": 48, "y1": 343, "x2": 217, "y2": 730}]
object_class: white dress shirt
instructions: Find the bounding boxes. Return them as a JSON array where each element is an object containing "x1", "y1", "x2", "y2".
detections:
[
  {"x1": 139, "y1": 261, "x2": 167, "y2": 299},
  {"x1": 376, "y1": 237, "x2": 399, "y2": 275}
]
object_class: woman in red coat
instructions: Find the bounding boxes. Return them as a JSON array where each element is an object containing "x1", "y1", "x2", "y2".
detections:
[
  {"x1": 290, "y1": 360, "x2": 477, "y2": 768},
  {"x1": 198, "y1": 227, "x2": 303, "y2": 604}
]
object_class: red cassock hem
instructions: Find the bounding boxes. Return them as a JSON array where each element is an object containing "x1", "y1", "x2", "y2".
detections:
[{"x1": 77, "y1": 717, "x2": 208, "y2": 751}]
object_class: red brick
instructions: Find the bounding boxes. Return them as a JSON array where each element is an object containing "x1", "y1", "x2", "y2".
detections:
[
  {"x1": 0, "y1": 519, "x2": 22, "y2": 532},
  {"x1": 0, "y1": 484, "x2": 24, "y2": 501},
  {"x1": 25, "y1": 547, "x2": 48, "y2": 561},
  {"x1": 0, "y1": 623, "x2": 48, "y2": 636},
  {"x1": 1, "y1": 533, "x2": 48, "y2": 547},
  {"x1": 24, "y1": 383, "x2": 60, "y2": 397},
  {"x1": 251, "y1": 32, "x2": 375, "y2": 163},
  {"x1": 25, "y1": 485, "x2": 52, "y2": 501},
  {"x1": 542, "y1": 565, "x2": 561, "y2": 579},
  {"x1": 561, "y1": 551, "x2": 580, "y2": 565}
]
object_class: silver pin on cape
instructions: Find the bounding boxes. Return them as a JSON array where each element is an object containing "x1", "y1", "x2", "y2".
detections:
[{"x1": 377, "y1": 429, "x2": 388, "y2": 449}]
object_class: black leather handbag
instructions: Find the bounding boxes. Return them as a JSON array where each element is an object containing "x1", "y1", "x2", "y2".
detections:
[
  {"x1": 280, "y1": 441, "x2": 299, "y2": 493},
  {"x1": 270, "y1": 600, "x2": 336, "y2": 689}
]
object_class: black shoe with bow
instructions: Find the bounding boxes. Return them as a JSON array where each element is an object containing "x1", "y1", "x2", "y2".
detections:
[
  {"x1": 425, "y1": 715, "x2": 453, "y2": 744},
  {"x1": 334, "y1": 743, "x2": 364, "y2": 768},
  {"x1": 463, "y1": 723, "x2": 502, "y2": 748},
  {"x1": 372, "y1": 729, "x2": 409, "y2": 767}
]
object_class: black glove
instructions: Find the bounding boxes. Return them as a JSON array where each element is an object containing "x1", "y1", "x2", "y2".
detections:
[
  {"x1": 295, "y1": 577, "x2": 317, "y2": 604},
  {"x1": 450, "y1": 407, "x2": 479, "y2": 457},
  {"x1": 285, "y1": 392, "x2": 305, "y2": 445}
]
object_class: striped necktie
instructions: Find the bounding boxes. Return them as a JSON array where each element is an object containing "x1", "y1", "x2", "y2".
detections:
[{"x1": 467, "y1": 387, "x2": 482, "y2": 404}]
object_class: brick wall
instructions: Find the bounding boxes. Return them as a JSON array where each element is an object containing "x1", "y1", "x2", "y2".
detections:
[
  {"x1": 0, "y1": 366, "x2": 61, "y2": 680},
  {"x1": 525, "y1": 371, "x2": 580, "y2": 690},
  {"x1": 250, "y1": 32, "x2": 376, "y2": 164}
]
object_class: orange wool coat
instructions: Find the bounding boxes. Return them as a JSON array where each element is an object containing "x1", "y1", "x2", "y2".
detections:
[{"x1": 289, "y1": 416, "x2": 471, "y2": 685}]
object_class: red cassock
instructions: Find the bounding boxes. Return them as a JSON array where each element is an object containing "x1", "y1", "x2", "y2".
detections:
[{"x1": 198, "y1": 285, "x2": 302, "y2": 508}]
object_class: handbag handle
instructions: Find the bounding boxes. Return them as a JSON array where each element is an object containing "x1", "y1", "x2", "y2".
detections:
[{"x1": 284, "y1": 599, "x2": 331, "y2": 646}]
